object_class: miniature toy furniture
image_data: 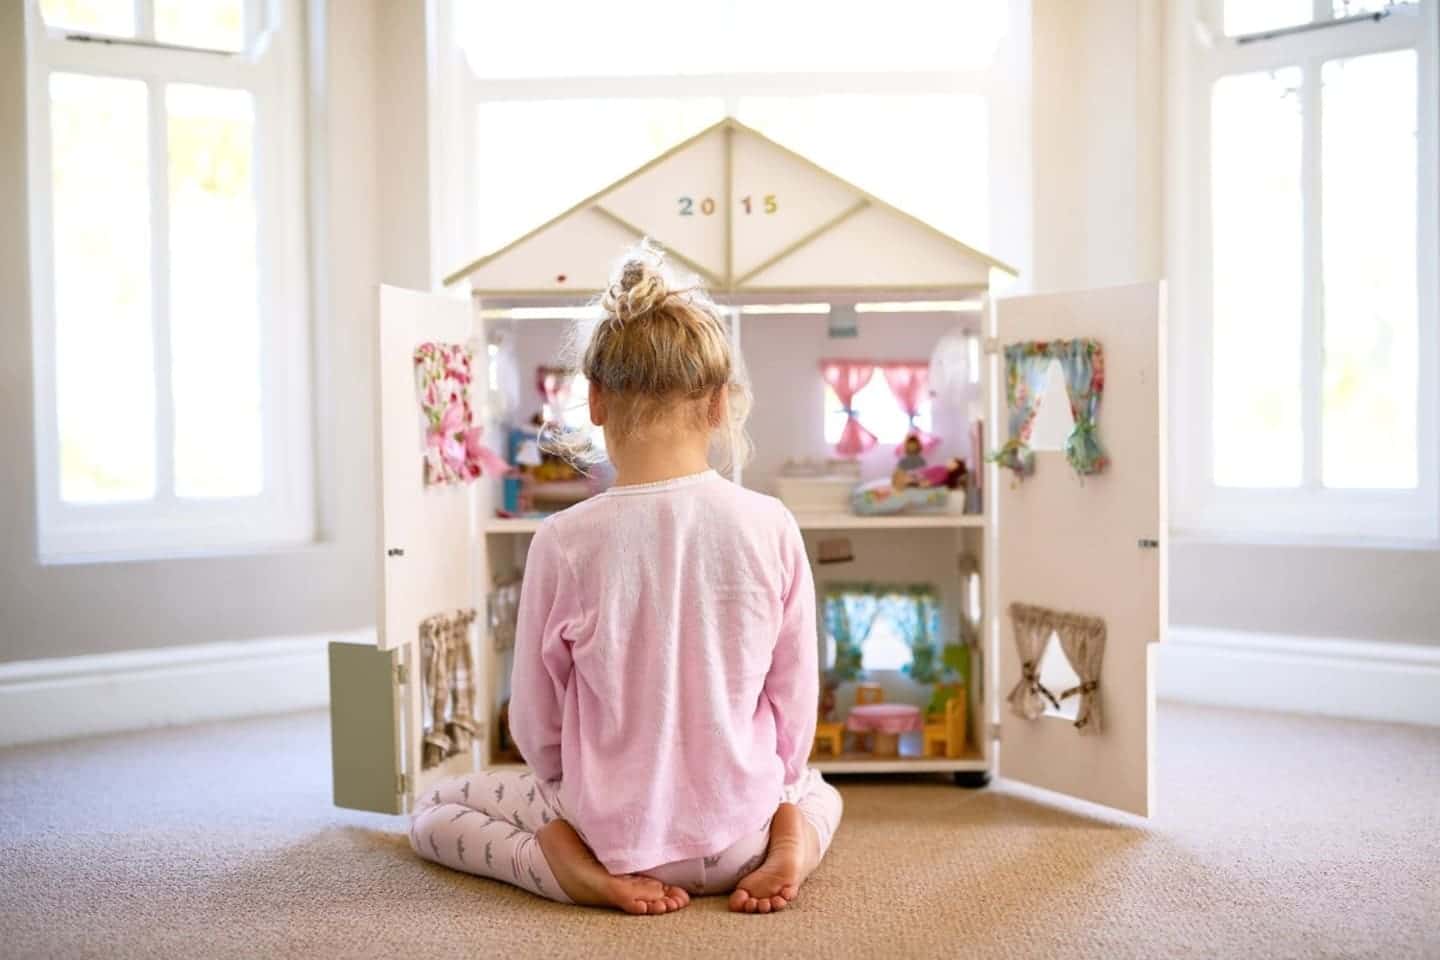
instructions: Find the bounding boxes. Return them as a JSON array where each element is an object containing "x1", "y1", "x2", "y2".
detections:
[
  {"x1": 326, "y1": 117, "x2": 1167, "y2": 821},
  {"x1": 855, "y1": 683, "x2": 885, "y2": 706},
  {"x1": 812, "y1": 716, "x2": 846, "y2": 759},
  {"x1": 847, "y1": 703, "x2": 924, "y2": 758},
  {"x1": 923, "y1": 694, "x2": 969, "y2": 759}
]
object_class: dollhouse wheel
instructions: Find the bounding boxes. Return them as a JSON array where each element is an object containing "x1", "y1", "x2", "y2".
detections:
[{"x1": 953, "y1": 770, "x2": 990, "y2": 789}]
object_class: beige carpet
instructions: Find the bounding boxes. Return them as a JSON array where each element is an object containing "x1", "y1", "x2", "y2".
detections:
[{"x1": 1, "y1": 704, "x2": 1437, "y2": 960}]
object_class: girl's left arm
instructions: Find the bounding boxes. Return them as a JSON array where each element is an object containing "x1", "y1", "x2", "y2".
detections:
[{"x1": 508, "y1": 523, "x2": 580, "y2": 783}]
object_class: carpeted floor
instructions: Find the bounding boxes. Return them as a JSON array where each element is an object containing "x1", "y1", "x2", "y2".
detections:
[{"x1": 1, "y1": 704, "x2": 1437, "y2": 960}]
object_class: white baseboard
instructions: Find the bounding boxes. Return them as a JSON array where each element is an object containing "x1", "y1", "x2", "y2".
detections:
[
  {"x1": 6, "y1": 627, "x2": 1435, "y2": 748},
  {"x1": 0, "y1": 631, "x2": 372, "y2": 748},
  {"x1": 1160, "y1": 627, "x2": 1440, "y2": 728}
]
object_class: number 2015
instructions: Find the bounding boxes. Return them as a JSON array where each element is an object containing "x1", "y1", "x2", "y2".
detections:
[{"x1": 677, "y1": 194, "x2": 778, "y2": 216}]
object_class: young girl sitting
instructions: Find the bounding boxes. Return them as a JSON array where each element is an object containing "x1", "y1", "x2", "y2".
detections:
[{"x1": 409, "y1": 246, "x2": 842, "y2": 915}]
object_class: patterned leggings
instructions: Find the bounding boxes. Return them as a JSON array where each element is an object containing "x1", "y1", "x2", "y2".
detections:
[{"x1": 409, "y1": 767, "x2": 843, "y2": 904}]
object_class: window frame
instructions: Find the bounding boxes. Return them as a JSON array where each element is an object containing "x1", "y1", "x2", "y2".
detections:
[
  {"x1": 25, "y1": 0, "x2": 315, "y2": 561},
  {"x1": 1171, "y1": 0, "x2": 1440, "y2": 544}
]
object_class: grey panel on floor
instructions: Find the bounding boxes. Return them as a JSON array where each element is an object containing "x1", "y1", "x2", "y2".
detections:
[{"x1": 328, "y1": 640, "x2": 403, "y2": 815}]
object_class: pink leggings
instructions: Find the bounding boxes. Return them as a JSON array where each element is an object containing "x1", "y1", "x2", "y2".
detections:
[{"x1": 409, "y1": 767, "x2": 842, "y2": 904}]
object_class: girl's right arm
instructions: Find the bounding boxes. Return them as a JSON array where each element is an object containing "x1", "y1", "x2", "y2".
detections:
[
  {"x1": 763, "y1": 511, "x2": 819, "y2": 785},
  {"x1": 508, "y1": 523, "x2": 581, "y2": 783}
]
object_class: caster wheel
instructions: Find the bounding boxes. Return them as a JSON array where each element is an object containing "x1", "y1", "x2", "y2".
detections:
[{"x1": 953, "y1": 770, "x2": 991, "y2": 789}]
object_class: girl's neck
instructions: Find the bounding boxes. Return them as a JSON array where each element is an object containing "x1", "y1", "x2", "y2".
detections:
[{"x1": 607, "y1": 434, "x2": 712, "y2": 488}]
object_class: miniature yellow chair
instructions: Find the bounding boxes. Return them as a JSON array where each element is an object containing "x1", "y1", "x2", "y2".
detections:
[
  {"x1": 855, "y1": 682, "x2": 885, "y2": 705},
  {"x1": 812, "y1": 719, "x2": 846, "y2": 758},
  {"x1": 923, "y1": 691, "x2": 968, "y2": 759}
]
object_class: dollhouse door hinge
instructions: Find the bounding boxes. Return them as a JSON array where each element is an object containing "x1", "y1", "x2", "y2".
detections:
[
  {"x1": 990, "y1": 722, "x2": 1001, "y2": 742},
  {"x1": 395, "y1": 663, "x2": 408, "y2": 685},
  {"x1": 397, "y1": 773, "x2": 410, "y2": 796}
]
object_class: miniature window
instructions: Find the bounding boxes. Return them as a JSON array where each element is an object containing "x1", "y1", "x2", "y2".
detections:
[
  {"x1": 1036, "y1": 631, "x2": 1081, "y2": 723},
  {"x1": 823, "y1": 583, "x2": 943, "y2": 682},
  {"x1": 1025, "y1": 360, "x2": 1076, "y2": 453},
  {"x1": 822, "y1": 373, "x2": 933, "y2": 446},
  {"x1": 560, "y1": 374, "x2": 606, "y2": 454}
]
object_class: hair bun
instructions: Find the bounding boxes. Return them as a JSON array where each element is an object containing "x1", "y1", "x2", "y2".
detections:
[
  {"x1": 603, "y1": 244, "x2": 671, "y2": 322},
  {"x1": 620, "y1": 260, "x2": 647, "y2": 292}
]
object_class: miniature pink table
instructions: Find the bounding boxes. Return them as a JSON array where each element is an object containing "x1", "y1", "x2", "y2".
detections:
[{"x1": 845, "y1": 703, "x2": 923, "y2": 757}]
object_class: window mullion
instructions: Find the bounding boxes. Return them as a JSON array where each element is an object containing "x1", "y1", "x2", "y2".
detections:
[
  {"x1": 147, "y1": 78, "x2": 176, "y2": 505},
  {"x1": 1300, "y1": 58, "x2": 1325, "y2": 493},
  {"x1": 135, "y1": 0, "x2": 154, "y2": 41}
]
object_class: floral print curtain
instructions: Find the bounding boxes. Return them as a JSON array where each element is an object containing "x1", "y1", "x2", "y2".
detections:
[
  {"x1": 414, "y1": 342, "x2": 508, "y2": 486},
  {"x1": 990, "y1": 339, "x2": 1109, "y2": 480},
  {"x1": 823, "y1": 582, "x2": 943, "y2": 682}
]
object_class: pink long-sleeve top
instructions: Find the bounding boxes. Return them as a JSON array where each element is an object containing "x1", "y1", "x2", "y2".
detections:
[{"x1": 508, "y1": 469, "x2": 818, "y2": 874}]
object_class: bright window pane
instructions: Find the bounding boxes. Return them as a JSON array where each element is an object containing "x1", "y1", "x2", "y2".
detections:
[
  {"x1": 167, "y1": 84, "x2": 263, "y2": 498},
  {"x1": 1211, "y1": 69, "x2": 1304, "y2": 487},
  {"x1": 474, "y1": 99, "x2": 725, "y2": 254},
  {"x1": 155, "y1": 0, "x2": 245, "y2": 52},
  {"x1": 860, "y1": 615, "x2": 912, "y2": 672},
  {"x1": 738, "y1": 94, "x2": 988, "y2": 246},
  {"x1": 1223, "y1": 0, "x2": 1311, "y2": 35},
  {"x1": 40, "y1": 0, "x2": 135, "y2": 36},
  {"x1": 733, "y1": 1, "x2": 1005, "y2": 72},
  {"x1": 824, "y1": 377, "x2": 932, "y2": 446},
  {"x1": 459, "y1": 1, "x2": 1006, "y2": 78},
  {"x1": 1321, "y1": 50, "x2": 1418, "y2": 489},
  {"x1": 49, "y1": 73, "x2": 156, "y2": 503}
]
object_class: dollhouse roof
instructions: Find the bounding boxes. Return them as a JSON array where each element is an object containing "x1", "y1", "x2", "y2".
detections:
[{"x1": 443, "y1": 117, "x2": 1017, "y2": 299}]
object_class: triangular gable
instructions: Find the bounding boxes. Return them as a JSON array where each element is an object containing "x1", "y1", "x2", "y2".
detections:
[{"x1": 444, "y1": 117, "x2": 1016, "y2": 296}]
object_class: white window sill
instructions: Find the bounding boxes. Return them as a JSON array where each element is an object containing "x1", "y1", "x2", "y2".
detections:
[
  {"x1": 1169, "y1": 527, "x2": 1440, "y2": 552},
  {"x1": 37, "y1": 536, "x2": 335, "y2": 568}
]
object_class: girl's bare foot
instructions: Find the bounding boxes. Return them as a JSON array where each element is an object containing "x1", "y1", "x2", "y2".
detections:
[
  {"x1": 537, "y1": 820, "x2": 690, "y2": 915},
  {"x1": 729, "y1": 803, "x2": 819, "y2": 914}
]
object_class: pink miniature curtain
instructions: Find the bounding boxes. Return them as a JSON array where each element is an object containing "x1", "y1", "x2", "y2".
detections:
[
  {"x1": 882, "y1": 363, "x2": 940, "y2": 455},
  {"x1": 536, "y1": 366, "x2": 572, "y2": 419},
  {"x1": 821, "y1": 360, "x2": 877, "y2": 458}
]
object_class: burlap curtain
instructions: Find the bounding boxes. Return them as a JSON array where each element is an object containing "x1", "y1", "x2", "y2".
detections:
[{"x1": 1006, "y1": 602, "x2": 1106, "y2": 734}]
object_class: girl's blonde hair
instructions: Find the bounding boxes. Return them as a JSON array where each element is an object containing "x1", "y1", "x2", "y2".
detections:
[{"x1": 546, "y1": 242, "x2": 752, "y2": 472}]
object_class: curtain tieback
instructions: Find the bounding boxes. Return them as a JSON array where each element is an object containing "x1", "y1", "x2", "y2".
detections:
[
  {"x1": 1058, "y1": 680, "x2": 1098, "y2": 700},
  {"x1": 1018, "y1": 660, "x2": 1061, "y2": 710},
  {"x1": 842, "y1": 406, "x2": 860, "y2": 418}
]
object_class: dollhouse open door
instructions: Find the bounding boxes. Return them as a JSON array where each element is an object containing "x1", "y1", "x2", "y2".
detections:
[
  {"x1": 329, "y1": 285, "x2": 477, "y2": 814},
  {"x1": 990, "y1": 283, "x2": 1165, "y2": 818}
]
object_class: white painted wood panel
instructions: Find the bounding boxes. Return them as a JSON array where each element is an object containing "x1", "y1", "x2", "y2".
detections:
[
  {"x1": 746, "y1": 204, "x2": 991, "y2": 290},
  {"x1": 992, "y1": 283, "x2": 1165, "y2": 817},
  {"x1": 376, "y1": 286, "x2": 475, "y2": 655},
  {"x1": 730, "y1": 129, "x2": 865, "y2": 280},
  {"x1": 599, "y1": 128, "x2": 727, "y2": 279},
  {"x1": 462, "y1": 210, "x2": 635, "y2": 293}
]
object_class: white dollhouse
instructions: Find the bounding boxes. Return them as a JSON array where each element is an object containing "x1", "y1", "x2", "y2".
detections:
[{"x1": 329, "y1": 118, "x2": 1166, "y2": 820}]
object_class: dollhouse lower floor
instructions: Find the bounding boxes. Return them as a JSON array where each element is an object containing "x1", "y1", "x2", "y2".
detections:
[{"x1": 477, "y1": 515, "x2": 992, "y2": 779}]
